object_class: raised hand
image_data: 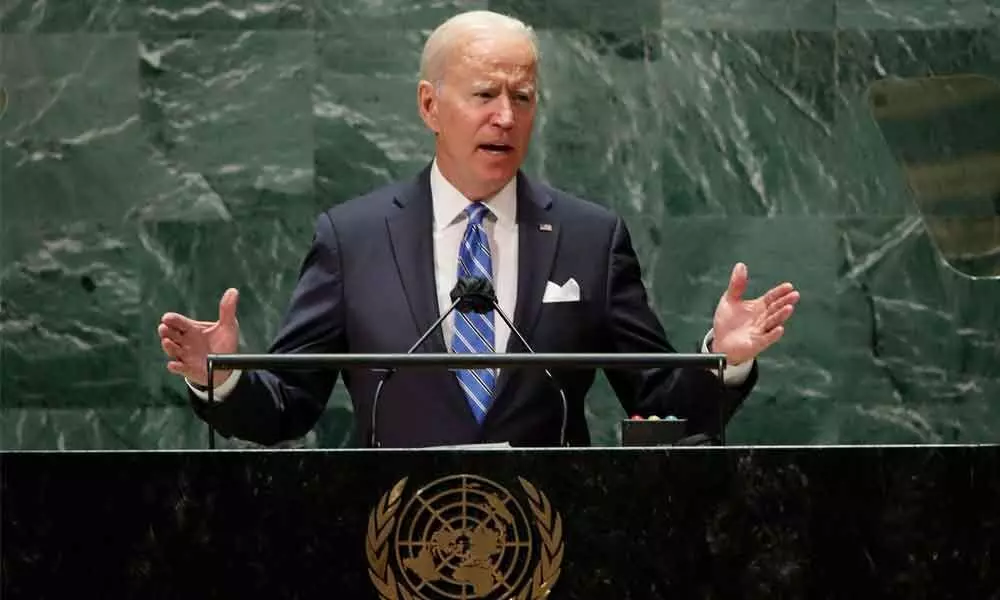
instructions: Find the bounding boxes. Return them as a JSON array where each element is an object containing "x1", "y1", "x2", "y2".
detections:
[
  {"x1": 711, "y1": 263, "x2": 799, "y2": 366},
  {"x1": 158, "y1": 288, "x2": 240, "y2": 387}
]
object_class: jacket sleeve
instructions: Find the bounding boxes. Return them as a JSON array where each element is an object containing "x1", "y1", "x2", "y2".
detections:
[
  {"x1": 600, "y1": 216, "x2": 757, "y2": 437},
  {"x1": 189, "y1": 212, "x2": 348, "y2": 445}
]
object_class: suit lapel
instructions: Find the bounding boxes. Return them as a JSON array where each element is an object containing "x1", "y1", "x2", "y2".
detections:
[
  {"x1": 510, "y1": 174, "x2": 560, "y2": 348},
  {"x1": 386, "y1": 165, "x2": 446, "y2": 353},
  {"x1": 386, "y1": 165, "x2": 478, "y2": 425},
  {"x1": 491, "y1": 173, "x2": 560, "y2": 406}
]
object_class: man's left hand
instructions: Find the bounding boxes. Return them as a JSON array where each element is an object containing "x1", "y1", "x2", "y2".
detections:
[{"x1": 711, "y1": 262, "x2": 799, "y2": 366}]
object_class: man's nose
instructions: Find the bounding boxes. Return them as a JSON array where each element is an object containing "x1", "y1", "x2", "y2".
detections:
[{"x1": 492, "y1": 95, "x2": 515, "y2": 129}]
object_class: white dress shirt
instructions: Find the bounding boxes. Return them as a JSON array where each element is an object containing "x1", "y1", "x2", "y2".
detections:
[{"x1": 430, "y1": 160, "x2": 518, "y2": 353}]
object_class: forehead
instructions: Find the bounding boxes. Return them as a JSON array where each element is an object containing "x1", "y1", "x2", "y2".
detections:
[{"x1": 447, "y1": 34, "x2": 537, "y2": 84}]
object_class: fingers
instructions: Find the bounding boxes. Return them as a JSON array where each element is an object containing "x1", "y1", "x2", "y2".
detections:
[
  {"x1": 158, "y1": 322, "x2": 185, "y2": 346},
  {"x1": 767, "y1": 289, "x2": 800, "y2": 315},
  {"x1": 158, "y1": 321, "x2": 205, "y2": 379},
  {"x1": 762, "y1": 282, "x2": 797, "y2": 307},
  {"x1": 166, "y1": 361, "x2": 187, "y2": 375},
  {"x1": 160, "y1": 336, "x2": 206, "y2": 376},
  {"x1": 761, "y1": 304, "x2": 795, "y2": 333},
  {"x1": 159, "y1": 308, "x2": 216, "y2": 385},
  {"x1": 159, "y1": 323, "x2": 188, "y2": 361},
  {"x1": 161, "y1": 337, "x2": 183, "y2": 360},
  {"x1": 160, "y1": 311, "x2": 199, "y2": 334},
  {"x1": 166, "y1": 359, "x2": 193, "y2": 377},
  {"x1": 218, "y1": 288, "x2": 240, "y2": 328},
  {"x1": 166, "y1": 360, "x2": 206, "y2": 384},
  {"x1": 726, "y1": 262, "x2": 748, "y2": 301},
  {"x1": 760, "y1": 325, "x2": 785, "y2": 348}
]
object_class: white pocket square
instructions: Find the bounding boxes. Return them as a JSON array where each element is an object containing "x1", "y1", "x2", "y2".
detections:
[{"x1": 542, "y1": 278, "x2": 581, "y2": 303}]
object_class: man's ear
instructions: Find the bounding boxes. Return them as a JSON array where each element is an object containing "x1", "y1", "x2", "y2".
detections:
[{"x1": 417, "y1": 80, "x2": 439, "y2": 133}]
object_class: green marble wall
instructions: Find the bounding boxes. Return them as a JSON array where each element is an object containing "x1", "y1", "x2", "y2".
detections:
[{"x1": 2, "y1": 0, "x2": 999, "y2": 449}]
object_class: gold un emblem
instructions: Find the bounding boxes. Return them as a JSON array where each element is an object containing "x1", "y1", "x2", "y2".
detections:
[{"x1": 366, "y1": 475, "x2": 564, "y2": 600}]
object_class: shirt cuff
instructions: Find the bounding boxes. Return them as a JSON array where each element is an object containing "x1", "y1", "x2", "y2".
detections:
[
  {"x1": 701, "y1": 330, "x2": 753, "y2": 386},
  {"x1": 187, "y1": 370, "x2": 242, "y2": 402}
]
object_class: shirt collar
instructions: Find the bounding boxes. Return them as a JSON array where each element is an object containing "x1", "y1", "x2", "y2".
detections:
[{"x1": 430, "y1": 158, "x2": 517, "y2": 231}]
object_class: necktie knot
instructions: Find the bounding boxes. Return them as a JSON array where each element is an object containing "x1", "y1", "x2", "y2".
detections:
[{"x1": 465, "y1": 202, "x2": 490, "y2": 227}]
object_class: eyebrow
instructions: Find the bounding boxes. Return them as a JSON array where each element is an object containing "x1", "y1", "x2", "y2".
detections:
[{"x1": 470, "y1": 81, "x2": 536, "y2": 94}]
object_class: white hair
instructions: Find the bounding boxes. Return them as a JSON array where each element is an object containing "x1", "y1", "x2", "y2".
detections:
[{"x1": 419, "y1": 10, "x2": 539, "y2": 84}]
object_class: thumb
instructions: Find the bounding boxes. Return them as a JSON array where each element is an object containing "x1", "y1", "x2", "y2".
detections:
[
  {"x1": 726, "y1": 262, "x2": 748, "y2": 301},
  {"x1": 218, "y1": 288, "x2": 240, "y2": 327}
]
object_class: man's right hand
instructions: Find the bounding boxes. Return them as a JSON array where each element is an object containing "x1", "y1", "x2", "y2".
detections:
[{"x1": 158, "y1": 288, "x2": 240, "y2": 388}]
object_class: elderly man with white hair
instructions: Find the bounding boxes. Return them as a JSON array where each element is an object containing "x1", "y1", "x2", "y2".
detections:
[{"x1": 157, "y1": 10, "x2": 800, "y2": 448}]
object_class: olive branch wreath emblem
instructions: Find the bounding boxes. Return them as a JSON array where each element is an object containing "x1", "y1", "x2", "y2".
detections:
[{"x1": 366, "y1": 476, "x2": 564, "y2": 600}]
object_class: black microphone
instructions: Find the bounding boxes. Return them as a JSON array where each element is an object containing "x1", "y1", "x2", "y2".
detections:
[
  {"x1": 449, "y1": 277, "x2": 495, "y2": 314},
  {"x1": 454, "y1": 276, "x2": 570, "y2": 448}
]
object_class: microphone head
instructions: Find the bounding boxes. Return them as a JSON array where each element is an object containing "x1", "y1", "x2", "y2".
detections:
[{"x1": 450, "y1": 277, "x2": 496, "y2": 314}]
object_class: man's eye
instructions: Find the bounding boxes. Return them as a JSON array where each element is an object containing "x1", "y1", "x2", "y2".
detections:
[{"x1": 476, "y1": 91, "x2": 495, "y2": 99}]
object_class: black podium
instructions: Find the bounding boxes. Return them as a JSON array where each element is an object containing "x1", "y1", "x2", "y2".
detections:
[{"x1": 3, "y1": 446, "x2": 1000, "y2": 599}]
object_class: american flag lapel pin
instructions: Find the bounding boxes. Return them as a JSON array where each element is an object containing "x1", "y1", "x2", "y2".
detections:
[{"x1": 539, "y1": 223, "x2": 553, "y2": 232}]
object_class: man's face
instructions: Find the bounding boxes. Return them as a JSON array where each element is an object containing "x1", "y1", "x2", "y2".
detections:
[{"x1": 418, "y1": 32, "x2": 537, "y2": 200}]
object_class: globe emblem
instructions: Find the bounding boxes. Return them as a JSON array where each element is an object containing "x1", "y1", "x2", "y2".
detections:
[{"x1": 393, "y1": 475, "x2": 535, "y2": 599}]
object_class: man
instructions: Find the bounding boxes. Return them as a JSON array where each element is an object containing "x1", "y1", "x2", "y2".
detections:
[{"x1": 157, "y1": 11, "x2": 799, "y2": 448}]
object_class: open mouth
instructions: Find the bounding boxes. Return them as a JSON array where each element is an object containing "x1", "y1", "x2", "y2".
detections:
[{"x1": 478, "y1": 143, "x2": 514, "y2": 154}]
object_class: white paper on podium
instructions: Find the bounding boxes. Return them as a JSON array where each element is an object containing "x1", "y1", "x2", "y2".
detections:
[{"x1": 420, "y1": 442, "x2": 513, "y2": 450}]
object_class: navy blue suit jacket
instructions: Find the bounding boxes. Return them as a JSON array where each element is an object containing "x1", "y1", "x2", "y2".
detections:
[{"x1": 191, "y1": 166, "x2": 757, "y2": 447}]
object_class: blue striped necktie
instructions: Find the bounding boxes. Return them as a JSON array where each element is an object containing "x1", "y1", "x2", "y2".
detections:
[{"x1": 452, "y1": 202, "x2": 496, "y2": 423}]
